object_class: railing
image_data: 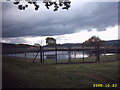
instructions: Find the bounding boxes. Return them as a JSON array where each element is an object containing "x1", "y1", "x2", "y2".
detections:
[{"x1": 2, "y1": 45, "x2": 119, "y2": 64}]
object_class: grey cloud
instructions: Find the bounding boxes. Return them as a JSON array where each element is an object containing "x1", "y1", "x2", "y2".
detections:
[{"x1": 2, "y1": 2, "x2": 118, "y2": 38}]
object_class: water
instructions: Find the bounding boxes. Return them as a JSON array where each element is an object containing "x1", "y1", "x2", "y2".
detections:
[
  {"x1": 6, "y1": 51, "x2": 89, "y2": 60},
  {"x1": 5, "y1": 51, "x2": 115, "y2": 60},
  {"x1": 101, "y1": 53, "x2": 114, "y2": 56}
]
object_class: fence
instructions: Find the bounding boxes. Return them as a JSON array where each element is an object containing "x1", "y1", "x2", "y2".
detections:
[
  {"x1": 3, "y1": 44, "x2": 119, "y2": 64},
  {"x1": 32, "y1": 44, "x2": 119, "y2": 64}
]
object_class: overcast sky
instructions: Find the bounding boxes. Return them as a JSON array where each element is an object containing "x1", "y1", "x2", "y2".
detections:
[{"x1": 1, "y1": 1, "x2": 118, "y2": 45}]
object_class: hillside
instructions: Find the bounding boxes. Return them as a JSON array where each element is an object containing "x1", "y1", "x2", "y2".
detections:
[
  {"x1": 2, "y1": 39, "x2": 120, "y2": 54},
  {"x1": 105, "y1": 40, "x2": 120, "y2": 46}
]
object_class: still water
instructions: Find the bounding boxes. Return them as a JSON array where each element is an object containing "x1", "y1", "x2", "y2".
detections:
[
  {"x1": 6, "y1": 51, "x2": 114, "y2": 60},
  {"x1": 6, "y1": 51, "x2": 89, "y2": 60}
]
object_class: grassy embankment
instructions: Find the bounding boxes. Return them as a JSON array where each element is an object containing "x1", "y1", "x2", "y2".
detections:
[{"x1": 2, "y1": 54, "x2": 119, "y2": 88}]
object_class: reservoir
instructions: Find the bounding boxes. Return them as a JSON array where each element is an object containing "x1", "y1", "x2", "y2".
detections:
[{"x1": 5, "y1": 51, "x2": 114, "y2": 60}]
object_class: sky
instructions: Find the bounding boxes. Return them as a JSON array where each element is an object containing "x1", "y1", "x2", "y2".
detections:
[{"x1": 1, "y1": 0, "x2": 119, "y2": 45}]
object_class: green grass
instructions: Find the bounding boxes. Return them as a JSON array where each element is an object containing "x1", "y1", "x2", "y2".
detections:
[
  {"x1": 2, "y1": 55, "x2": 119, "y2": 88},
  {"x1": 44, "y1": 54, "x2": 117, "y2": 64}
]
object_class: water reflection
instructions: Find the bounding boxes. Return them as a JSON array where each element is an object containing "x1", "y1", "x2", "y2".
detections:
[{"x1": 5, "y1": 51, "x2": 114, "y2": 60}]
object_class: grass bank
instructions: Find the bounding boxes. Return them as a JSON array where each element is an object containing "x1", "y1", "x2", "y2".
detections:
[{"x1": 2, "y1": 55, "x2": 119, "y2": 88}]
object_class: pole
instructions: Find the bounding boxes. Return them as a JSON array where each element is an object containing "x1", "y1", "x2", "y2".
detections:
[
  {"x1": 96, "y1": 43, "x2": 100, "y2": 62},
  {"x1": 55, "y1": 45, "x2": 57, "y2": 64},
  {"x1": 25, "y1": 52, "x2": 26, "y2": 59},
  {"x1": 115, "y1": 44, "x2": 118, "y2": 61},
  {"x1": 82, "y1": 43, "x2": 84, "y2": 62},
  {"x1": 33, "y1": 52, "x2": 34, "y2": 58},
  {"x1": 74, "y1": 50, "x2": 76, "y2": 59},
  {"x1": 25, "y1": 52, "x2": 27, "y2": 61},
  {"x1": 40, "y1": 46, "x2": 43, "y2": 63},
  {"x1": 68, "y1": 45, "x2": 71, "y2": 64},
  {"x1": 33, "y1": 48, "x2": 40, "y2": 63},
  {"x1": 43, "y1": 47, "x2": 44, "y2": 64}
]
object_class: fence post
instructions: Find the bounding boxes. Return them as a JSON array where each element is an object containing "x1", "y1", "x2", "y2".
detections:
[
  {"x1": 55, "y1": 45, "x2": 57, "y2": 64},
  {"x1": 82, "y1": 43, "x2": 84, "y2": 62},
  {"x1": 40, "y1": 46, "x2": 43, "y2": 63},
  {"x1": 43, "y1": 47, "x2": 44, "y2": 64},
  {"x1": 74, "y1": 50, "x2": 76, "y2": 59},
  {"x1": 33, "y1": 52, "x2": 34, "y2": 58},
  {"x1": 25, "y1": 52, "x2": 26, "y2": 59},
  {"x1": 15, "y1": 53, "x2": 16, "y2": 57},
  {"x1": 96, "y1": 43, "x2": 100, "y2": 62},
  {"x1": 68, "y1": 45, "x2": 71, "y2": 64},
  {"x1": 24, "y1": 52, "x2": 26, "y2": 61},
  {"x1": 115, "y1": 44, "x2": 118, "y2": 61}
]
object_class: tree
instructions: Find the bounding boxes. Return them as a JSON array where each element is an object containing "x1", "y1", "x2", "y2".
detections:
[
  {"x1": 83, "y1": 36, "x2": 106, "y2": 60},
  {"x1": 83, "y1": 36, "x2": 105, "y2": 47},
  {"x1": 46, "y1": 37, "x2": 56, "y2": 45},
  {"x1": 13, "y1": 0, "x2": 71, "y2": 11}
]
